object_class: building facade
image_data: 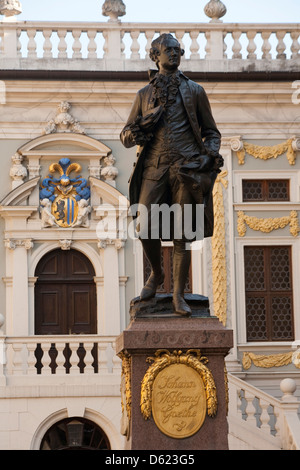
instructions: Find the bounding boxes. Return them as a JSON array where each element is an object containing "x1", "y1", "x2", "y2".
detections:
[{"x1": 0, "y1": 0, "x2": 299, "y2": 450}]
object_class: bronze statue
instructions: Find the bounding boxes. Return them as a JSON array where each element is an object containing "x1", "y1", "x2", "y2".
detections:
[{"x1": 120, "y1": 33, "x2": 222, "y2": 316}]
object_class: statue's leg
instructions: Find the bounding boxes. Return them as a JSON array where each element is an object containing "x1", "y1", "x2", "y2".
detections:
[
  {"x1": 169, "y1": 164, "x2": 194, "y2": 315},
  {"x1": 137, "y1": 175, "x2": 167, "y2": 301},
  {"x1": 172, "y1": 239, "x2": 192, "y2": 316},
  {"x1": 139, "y1": 239, "x2": 164, "y2": 301}
]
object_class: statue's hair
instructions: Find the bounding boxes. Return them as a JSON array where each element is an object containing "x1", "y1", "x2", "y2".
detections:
[{"x1": 149, "y1": 33, "x2": 185, "y2": 65}]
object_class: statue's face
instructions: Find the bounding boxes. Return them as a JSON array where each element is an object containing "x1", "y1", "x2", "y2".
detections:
[{"x1": 157, "y1": 37, "x2": 181, "y2": 73}]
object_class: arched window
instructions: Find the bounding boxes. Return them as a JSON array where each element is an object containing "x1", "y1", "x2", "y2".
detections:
[
  {"x1": 40, "y1": 417, "x2": 111, "y2": 450},
  {"x1": 35, "y1": 249, "x2": 97, "y2": 335}
]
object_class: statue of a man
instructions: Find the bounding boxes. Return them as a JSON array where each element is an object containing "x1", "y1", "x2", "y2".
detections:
[{"x1": 120, "y1": 33, "x2": 222, "y2": 316}]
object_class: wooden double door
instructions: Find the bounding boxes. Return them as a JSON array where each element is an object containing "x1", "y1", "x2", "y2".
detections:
[{"x1": 35, "y1": 249, "x2": 97, "y2": 335}]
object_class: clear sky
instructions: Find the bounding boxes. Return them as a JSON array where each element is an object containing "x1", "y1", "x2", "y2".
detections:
[{"x1": 15, "y1": 0, "x2": 300, "y2": 23}]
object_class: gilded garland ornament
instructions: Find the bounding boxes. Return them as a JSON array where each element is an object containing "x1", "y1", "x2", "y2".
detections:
[
  {"x1": 236, "y1": 139, "x2": 297, "y2": 165},
  {"x1": 237, "y1": 210, "x2": 300, "y2": 237},
  {"x1": 140, "y1": 349, "x2": 217, "y2": 438},
  {"x1": 243, "y1": 351, "x2": 300, "y2": 370}
]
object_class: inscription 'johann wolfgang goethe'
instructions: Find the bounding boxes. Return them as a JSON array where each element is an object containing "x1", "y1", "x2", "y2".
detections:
[{"x1": 152, "y1": 364, "x2": 207, "y2": 439}]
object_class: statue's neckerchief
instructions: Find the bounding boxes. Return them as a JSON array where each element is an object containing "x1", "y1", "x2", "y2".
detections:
[{"x1": 152, "y1": 71, "x2": 181, "y2": 108}]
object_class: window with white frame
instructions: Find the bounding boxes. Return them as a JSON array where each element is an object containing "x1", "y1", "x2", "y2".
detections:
[{"x1": 244, "y1": 245, "x2": 294, "y2": 342}]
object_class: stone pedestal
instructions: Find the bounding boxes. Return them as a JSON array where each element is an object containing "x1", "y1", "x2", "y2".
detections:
[{"x1": 116, "y1": 294, "x2": 233, "y2": 450}]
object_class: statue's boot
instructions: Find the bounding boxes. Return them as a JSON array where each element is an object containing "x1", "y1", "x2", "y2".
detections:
[
  {"x1": 140, "y1": 239, "x2": 164, "y2": 301},
  {"x1": 172, "y1": 241, "x2": 192, "y2": 316}
]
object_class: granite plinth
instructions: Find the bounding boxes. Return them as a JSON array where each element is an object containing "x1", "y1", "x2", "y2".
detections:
[{"x1": 116, "y1": 296, "x2": 233, "y2": 450}]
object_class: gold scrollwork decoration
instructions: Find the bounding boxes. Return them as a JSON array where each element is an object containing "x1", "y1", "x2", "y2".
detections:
[
  {"x1": 243, "y1": 351, "x2": 300, "y2": 370},
  {"x1": 118, "y1": 352, "x2": 132, "y2": 438},
  {"x1": 140, "y1": 349, "x2": 218, "y2": 421},
  {"x1": 236, "y1": 139, "x2": 296, "y2": 165},
  {"x1": 237, "y1": 210, "x2": 300, "y2": 237},
  {"x1": 224, "y1": 365, "x2": 229, "y2": 416},
  {"x1": 212, "y1": 170, "x2": 228, "y2": 326}
]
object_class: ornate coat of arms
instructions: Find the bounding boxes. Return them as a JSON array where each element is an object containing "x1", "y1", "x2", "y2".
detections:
[{"x1": 40, "y1": 158, "x2": 91, "y2": 228}]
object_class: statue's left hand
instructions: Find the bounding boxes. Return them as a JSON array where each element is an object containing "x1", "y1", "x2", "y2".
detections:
[{"x1": 213, "y1": 154, "x2": 224, "y2": 170}]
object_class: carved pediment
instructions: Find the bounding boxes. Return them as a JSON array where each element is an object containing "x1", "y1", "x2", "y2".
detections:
[
  {"x1": 89, "y1": 176, "x2": 129, "y2": 209},
  {"x1": 0, "y1": 177, "x2": 40, "y2": 206}
]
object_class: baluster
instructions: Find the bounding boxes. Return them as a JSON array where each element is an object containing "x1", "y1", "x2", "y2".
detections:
[
  {"x1": 120, "y1": 31, "x2": 126, "y2": 59},
  {"x1": 175, "y1": 30, "x2": 185, "y2": 56},
  {"x1": 276, "y1": 31, "x2": 286, "y2": 59},
  {"x1": 27, "y1": 28, "x2": 37, "y2": 59},
  {"x1": 69, "y1": 342, "x2": 80, "y2": 375},
  {"x1": 42, "y1": 29, "x2": 53, "y2": 59},
  {"x1": 87, "y1": 29, "x2": 97, "y2": 59},
  {"x1": 112, "y1": 354, "x2": 122, "y2": 373},
  {"x1": 223, "y1": 32, "x2": 227, "y2": 58},
  {"x1": 259, "y1": 399, "x2": 271, "y2": 433},
  {"x1": 72, "y1": 30, "x2": 82, "y2": 59},
  {"x1": 272, "y1": 405, "x2": 281, "y2": 437},
  {"x1": 261, "y1": 31, "x2": 272, "y2": 59},
  {"x1": 232, "y1": 31, "x2": 242, "y2": 59},
  {"x1": 247, "y1": 31, "x2": 257, "y2": 59},
  {"x1": 57, "y1": 29, "x2": 68, "y2": 58},
  {"x1": 55, "y1": 342, "x2": 66, "y2": 374},
  {"x1": 290, "y1": 32, "x2": 300, "y2": 59},
  {"x1": 5, "y1": 343, "x2": 13, "y2": 376},
  {"x1": 112, "y1": 354, "x2": 122, "y2": 374},
  {"x1": 12, "y1": 343, "x2": 23, "y2": 375},
  {"x1": 27, "y1": 343, "x2": 37, "y2": 375},
  {"x1": 204, "y1": 31, "x2": 211, "y2": 59},
  {"x1": 145, "y1": 30, "x2": 155, "y2": 57},
  {"x1": 40, "y1": 342, "x2": 52, "y2": 375},
  {"x1": 130, "y1": 30, "x2": 140, "y2": 60},
  {"x1": 111, "y1": 342, "x2": 122, "y2": 374},
  {"x1": 189, "y1": 30, "x2": 200, "y2": 60},
  {"x1": 0, "y1": 29, "x2": 3, "y2": 57},
  {"x1": 16, "y1": 28, "x2": 22, "y2": 57},
  {"x1": 0, "y1": 339, "x2": 6, "y2": 382},
  {"x1": 98, "y1": 343, "x2": 108, "y2": 373},
  {"x1": 236, "y1": 389, "x2": 244, "y2": 419},
  {"x1": 244, "y1": 391, "x2": 257, "y2": 426},
  {"x1": 102, "y1": 30, "x2": 108, "y2": 59},
  {"x1": 84, "y1": 342, "x2": 94, "y2": 374}
]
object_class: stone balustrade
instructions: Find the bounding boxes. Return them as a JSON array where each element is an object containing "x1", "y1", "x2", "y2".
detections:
[
  {"x1": 228, "y1": 373, "x2": 300, "y2": 450},
  {"x1": 0, "y1": 20, "x2": 299, "y2": 73},
  {"x1": 0, "y1": 335, "x2": 121, "y2": 385}
]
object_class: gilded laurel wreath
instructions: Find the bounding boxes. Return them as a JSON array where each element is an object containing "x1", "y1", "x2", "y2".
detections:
[{"x1": 140, "y1": 349, "x2": 218, "y2": 420}]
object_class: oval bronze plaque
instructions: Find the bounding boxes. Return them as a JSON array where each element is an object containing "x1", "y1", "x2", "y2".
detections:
[{"x1": 152, "y1": 363, "x2": 206, "y2": 439}]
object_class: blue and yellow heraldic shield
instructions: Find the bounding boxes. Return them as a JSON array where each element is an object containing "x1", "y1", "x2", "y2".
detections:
[{"x1": 40, "y1": 158, "x2": 90, "y2": 228}]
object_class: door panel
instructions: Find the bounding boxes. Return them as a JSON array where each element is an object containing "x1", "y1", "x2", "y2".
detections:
[
  {"x1": 35, "y1": 284, "x2": 65, "y2": 334},
  {"x1": 68, "y1": 284, "x2": 96, "y2": 334},
  {"x1": 35, "y1": 249, "x2": 96, "y2": 335},
  {"x1": 69, "y1": 251, "x2": 92, "y2": 276}
]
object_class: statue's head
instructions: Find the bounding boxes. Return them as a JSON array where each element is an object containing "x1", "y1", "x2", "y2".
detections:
[{"x1": 149, "y1": 33, "x2": 185, "y2": 71}]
